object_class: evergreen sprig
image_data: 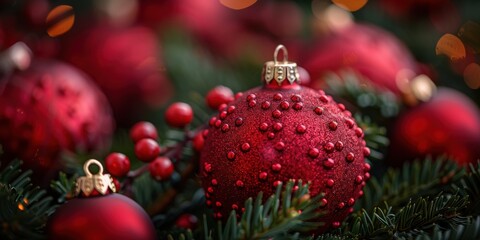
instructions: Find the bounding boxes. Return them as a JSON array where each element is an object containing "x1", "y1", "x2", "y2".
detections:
[
  {"x1": 354, "y1": 114, "x2": 389, "y2": 162},
  {"x1": 0, "y1": 160, "x2": 56, "y2": 240}
]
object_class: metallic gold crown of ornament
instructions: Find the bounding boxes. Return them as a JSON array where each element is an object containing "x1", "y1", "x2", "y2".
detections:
[
  {"x1": 75, "y1": 159, "x2": 117, "y2": 197},
  {"x1": 263, "y1": 45, "x2": 300, "y2": 85}
]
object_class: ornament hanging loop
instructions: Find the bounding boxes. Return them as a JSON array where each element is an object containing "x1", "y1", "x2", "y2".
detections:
[
  {"x1": 274, "y1": 44, "x2": 288, "y2": 63},
  {"x1": 83, "y1": 159, "x2": 104, "y2": 177}
]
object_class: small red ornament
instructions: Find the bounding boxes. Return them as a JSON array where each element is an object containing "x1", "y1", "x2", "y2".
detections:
[
  {"x1": 192, "y1": 131, "x2": 205, "y2": 152},
  {"x1": 388, "y1": 88, "x2": 480, "y2": 165},
  {"x1": 130, "y1": 121, "x2": 158, "y2": 143},
  {"x1": 47, "y1": 159, "x2": 156, "y2": 240},
  {"x1": 165, "y1": 102, "x2": 194, "y2": 128},
  {"x1": 206, "y1": 85, "x2": 234, "y2": 110},
  {"x1": 199, "y1": 45, "x2": 369, "y2": 232},
  {"x1": 302, "y1": 24, "x2": 419, "y2": 96},
  {"x1": 148, "y1": 156, "x2": 174, "y2": 181},
  {"x1": 134, "y1": 138, "x2": 161, "y2": 163},
  {"x1": 105, "y1": 153, "x2": 131, "y2": 178},
  {"x1": 0, "y1": 56, "x2": 114, "y2": 183},
  {"x1": 62, "y1": 23, "x2": 172, "y2": 126}
]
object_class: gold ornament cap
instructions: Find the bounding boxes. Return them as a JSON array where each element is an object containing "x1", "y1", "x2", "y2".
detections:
[
  {"x1": 75, "y1": 159, "x2": 117, "y2": 197},
  {"x1": 262, "y1": 45, "x2": 300, "y2": 87}
]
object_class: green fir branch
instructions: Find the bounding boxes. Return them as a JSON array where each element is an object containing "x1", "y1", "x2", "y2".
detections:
[
  {"x1": 0, "y1": 160, "x2": 56, "y2": 240},
  {"x1": 354, "y1": 114, "x2": 389, "y2": 162},
  {"x1": 202, "y1": 180, "x2": 323, "y2": 240}
]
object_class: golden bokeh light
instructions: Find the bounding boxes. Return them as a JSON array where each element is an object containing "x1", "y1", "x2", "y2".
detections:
[
  {"x1": 18, "y1": 203, "x2": 25, "y2": 211},
  {"x1": 463, "y1": 63, "x2": 480, "y2": 89},
  {"x1": 46, "y1": 5, "x2": 75, "y2": 37},
  {"x1": 219, "y1": 0, "x2": 257, "y2": 10},
  {"x1": 410, "y1": 74, "x2": 437, "y2": 102},
  {"x1": 331, "y1": 0, "x2": 368, "y2": 12},
  {"x1": 435, "y1": 33, "x2": 466, "y2": 61}
]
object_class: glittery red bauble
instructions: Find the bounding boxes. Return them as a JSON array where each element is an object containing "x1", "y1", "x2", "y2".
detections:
[
  {"x1": 62, "y1": 23, "x2": 172, "y2": 125},
  {"x1": 47, "y1": 194, "x2": 156, "y2": 240},
  {"x1": 199, "y1": 84, "x2": 369, "y2": 232},
  {"x1": 302, "y1": 24, "x2": 419, "y2": 95},
  {"x1": 388, "y1": 88, "x2": 480, "y2": 165},
  {"x1": 0, "y1": 60, "x2": 114, "y2": 182}
]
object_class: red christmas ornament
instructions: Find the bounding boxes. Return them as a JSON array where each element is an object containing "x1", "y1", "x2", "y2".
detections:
[
  {"x1": 302, "y1": 24, "x2": 419, "y2": 96},
  {"x1": 148, "y1": 156, "x2": 174, "y2": 181},
  {"x1": 0, "y1": 58, "x2": 114, "y2": 182},
  {"x1": 130, "y1": 121, "x2": 158, "y2": 143},
  {"x1": 47, "y1": 159, "x2": 156, "y2": 240},
  {"x1": 199, "y1": 46, "x2": 369, "y2": 232},
  {"x1": 62, "y1": 22, "x2": 172, "y2": 125},
  {"x1": 388, "y1": 88, "x2": 480, "y2": 165},
  {"x1": 165, "y1": 102, "x2": 194, "y2": 128}
]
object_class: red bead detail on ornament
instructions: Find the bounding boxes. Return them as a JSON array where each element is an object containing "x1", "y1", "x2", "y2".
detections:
[
  {"x1": 314, "y1": 107, "x2": 323, "y2": 115},
  {"x1": 240, "y1": 143, "x2": 251, "y2": 152},
  {"x1": 292, "y1": 102, "x2": 303, "y2": 110},
  {"x1": 209, "y1": 117, "x2": 217, "y2": 127},
  {"x1": 319, "y1": 95, "x2": 329, "y2": 103},
  {"x1": 272, "y1": 110, "x2": 282, "y2": 118},
  {"x1": 346, "y1": 152, "x2": 355, "y2": 162},
  {"x1": 348, "y1": 198, "x2": 355, "y2": 206},
  {"x1": 332, "y1": 222, "x2": 341, "y2": 228},
  {"x1": 280, "y1": 101, "x2": 290, "y2": 110},
  {"x1": 345, "y1": 118, "x2": 355, "y2": 128},
  {"x1": 291, "y1": 94, "x2": 302, "y2": 102},
  {"x1": 355, "y1": 175, "x2": 364, "y2": 184},
  {"x1": 259, "y1": 122, "x2": 269, "y2": 131},
  {"x1": 337, "y1": 202, "x2": 345, "y2": 209},
  {"x1": 235, "y1": 92, "x2": 243, "y2": 99},
  {"x1": 218, "y1": 104, "x2": 227, "y2": 111},
  {"x1": 227, "y1": 106, "x2": 236, "y2": 114},
  {"x1": 272, "y1": 163, "x2": 282, "y2": 172},
  {"x1": 296, "y1": 124, "x2": 307, "y2": 134},
  {"x1": 363, "y1": 147, "x2": 371, "y2": 157},
  {"x1": 267, "y1": 132, "x2": 275, "y2": 139},
  {"x1": 273, "y1": 122, "x2": 283, "y2": 132},
  {"x1": 328, "y1": 121, "x2": 338, "y2": 130},
  {"x1": 211, "y1": 179, "x2": 218, "y2": 186},
  {"x1": 364, "y1": 172, "x2": 371, "y2": 180},
  {"x1": 308, "y1": 148, "x2": 320, "y2": 158},
  {"x1": 216, "y1": 201, "x2": 222, "y2": 207},
  {"x1": 259, "y1": 172, "x2": 268, "y2": 181},
  {"x1": 207, "y1": 187, "x2": 214, "y2": 193},
  {"x1": 273, "y1": 93, "x2": 283, "y2": 101},
  {"x1": 219, "y1": 111, "x2": 228, "y2": 120},
  {"x1": 221, "y1": 124, "x2": 230, "y2": 133},
  {"x1": 273, "y1": 180, "x2": 282, "y2": 187},
  {"x1": 338, "y1": 103, "x2": 346, "y2": 111},
  {"x1": 232, "y1": 204, "x2": 238, "y2": 210},
  {"x1": 324, "y1": 142, "x2": 335, "y2": 153},
  {"x1": 355, "y1": 127, "x2": 364, "y2": 137},
  {"x1": 326, "y1": 179, "x2": 334, "y2": 188},
  {"x1": 335, "y1": 141, "x2": 344, "y2": 151},
  {"x1": 235, "y1": 117, "x2": 244, "y2": 126},
  {"x1": 320, "y1": 198, "x2": 328, "y2": 207},
  {"x1": 215, "y1": 119, "x2": 222, "y2": 128},
  {"x1": 364, "y1": 163, "x2": 371, "y2": 171},
  {"x1": 261, "y1": 101, "x2": 271, "y2": 110},
  {"x1": 247, "y1": 94, "x2": 256, "y2": 101},
  {"x1": 204, "y1": 163, "x2": 212, "y2": 173},
  {"x1": 358, "y1": 190, "x2": 364, "y2": 197},
  {"x1": 275, "y1": 141, "x2": 285, "y2": 151},
  {"x1": 248, "y1": 100, "x2": 257, "y2": 108},
  {"x1": 235, "y1": 180, "x2": 244, "y2": 188},
  {"x1": 227, "y1": 151, "x2": 236, "y2": 161},
  {"x1": 323, "y1": 158, "x2": 335, "y2": 169}
]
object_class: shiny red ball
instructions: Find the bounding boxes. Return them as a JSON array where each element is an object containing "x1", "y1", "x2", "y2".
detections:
[
  {"x1": 134, "y1": 139, "x2": 161, "y2": 162},
  {"x1": 148, "y1": 156, "x2": 174, "y2": 181},
  {"x1": 301, "y1": 24, "x2": 419, "y2": 95},
  {"x1": 165, "y1": 102, "x2": 193, "y2": 128},
  {"x1": 0, "y1": 60, "x2": 114, "y2": 182},
  {"x1": 388, "y1": 88, "x2": 480, "y2": 165},
  {"x1": 62, "y1": 23, "x2": 172, "y2": 125},
  {"x1": 200, "y1": 85, "x2": 369, "y2": 232},
  {"x1": 192, "y1": 132, "x2": 205, "y2": 152},
  {"x1": 206, "y1": 85, "x2": 234, "y2": 110},
  {"x1": 105, "y1": 153, "x2": 131, "y2": 177},
  {"x1": 47, "y1": 194, "x2": 156, "y2": 240},
  {"x1": 130, "y1": 121, "x2": 158, "y2": 143},
  {"x1": 175, "y1": 214, "x2": 199, "y2": 230}
]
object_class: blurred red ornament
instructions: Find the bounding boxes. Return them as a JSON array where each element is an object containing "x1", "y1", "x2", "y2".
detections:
[
  {"x1": 302, "y1": 24, "x2": 419, "y2": 96},
  {"x1": 388, "y1": 88, "x2": 480, "y2": 165},
  {"x1": 134, "y1": 138, "x2": 161, "y2": 163},
  {"x1": 175, "y1": 214, "x2": 199, "y2": 230},
  {"x1": 47, "y1": 160, "x2": 156, "y2": 240},
  {"x1": 62, "y1": 23, "x2": 172, "y2": 126},
  {"x1": 130, "y1": 121, "x2": 158, "y2": 143},
  {"x1": 148, "y1": 156, "x2": 174, "y2": 181},
  {"x1": 0, "y1": 59, "x2": 114, "y2": 182},
  {"x1": 192, "y1": 131, "x2": 205, "y2": 152}
]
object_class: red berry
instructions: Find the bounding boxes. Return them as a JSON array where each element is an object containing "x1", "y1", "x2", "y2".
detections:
[
  {"x1": 206, "y1": 86, "x2": 234, "y2": 110},
  {"x1": 105, "y1": 153, "x2": 131, "y2": 177},
  {"x1": 192, "y1": 132, "x2": 205, "y2": 152},
  {"x1": 130, "y1": 121, "x2": 158, "y2": 143},
  {"x1": 134, "y1": 139, "x2": 161, "y2": 162},
  {"x1": 175, "y1": 214, "x2": 199, "y2": 230},
  {"x1": 148, "y1": 157, "x2": 174, "y2": 181},
  {"x1": 165, "y1": 102, "x2": 194, "y2": 128}
]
